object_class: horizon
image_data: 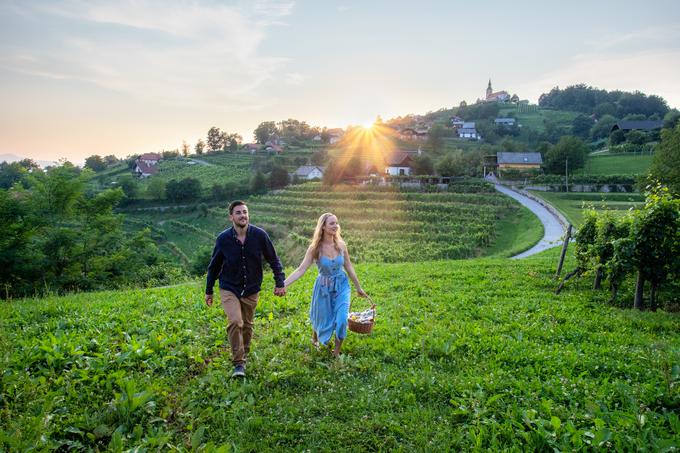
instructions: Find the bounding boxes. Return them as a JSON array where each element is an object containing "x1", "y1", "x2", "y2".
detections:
[{"x1": 1, "y1": 0, "x2": 679, "y2": 164}]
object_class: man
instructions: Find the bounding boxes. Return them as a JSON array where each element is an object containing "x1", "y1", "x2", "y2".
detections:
[{"x1": 205, "y1": 200, "x2": 286, "y2": 378}]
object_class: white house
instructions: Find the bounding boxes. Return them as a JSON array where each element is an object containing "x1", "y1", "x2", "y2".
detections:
[
  {"x1": 293, "y1": 165, "x2": 324, "y2": 180},
  {"x1": 458, "y1": 122, "x2": 480, "y2": 140},
  {"x1": 385, "y1": 151, "x2": 414, "y2": 176}
]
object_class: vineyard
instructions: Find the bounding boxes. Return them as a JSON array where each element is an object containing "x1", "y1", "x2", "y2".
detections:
[
  {"x1": 2, "y1": 249, "x2": 678, "y2": 450},
  {"x1": 126, "y1": 181, "x2": 543, "y2": 265}
]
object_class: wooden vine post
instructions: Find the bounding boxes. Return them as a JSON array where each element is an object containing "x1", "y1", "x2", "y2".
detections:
[{"x1": 555, "y1": 224, "x2": 572, "y2": 279}]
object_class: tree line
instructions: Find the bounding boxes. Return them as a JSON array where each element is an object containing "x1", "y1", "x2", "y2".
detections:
[
  {"x1": 0, "y1": 163, "x2": 184, "y2": 299},
  {"x1": 538, "y1": 84, "x2": 670, "y2": 119}
]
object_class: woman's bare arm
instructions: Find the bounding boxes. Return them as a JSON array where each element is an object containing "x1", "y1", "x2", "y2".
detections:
[{"x1": 284, "y1": 246, "x2": 315, "y2": 287}]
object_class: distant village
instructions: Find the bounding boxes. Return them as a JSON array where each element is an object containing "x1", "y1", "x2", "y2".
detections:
[{"x1": 129, "y1": 79, "x2": 665, "y2": 184}]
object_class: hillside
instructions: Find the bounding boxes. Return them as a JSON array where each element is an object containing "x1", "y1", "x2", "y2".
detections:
[
  {"x1": 2, "y1": 249, "x2": 678, "y2": 450},
  {"x1": 125, "y1": 182, "x2": 544, "y2": 266}
]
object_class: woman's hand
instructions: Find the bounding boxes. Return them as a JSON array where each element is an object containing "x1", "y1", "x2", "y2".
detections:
[{"x1": 357, "y1": 288, "x2": 368, "y2": 298}]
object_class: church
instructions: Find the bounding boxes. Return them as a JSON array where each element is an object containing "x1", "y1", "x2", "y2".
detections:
[{"x1": 485, "y1": 79, "x2": 510, "y2": 102}]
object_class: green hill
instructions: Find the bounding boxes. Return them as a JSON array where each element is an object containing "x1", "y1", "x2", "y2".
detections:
[
  {"x1": 2, "y1": 249, "x2": 678, "y2": 450},
  {"x1": 125, "y1": 182, "x2": 543, "y2": 265}
]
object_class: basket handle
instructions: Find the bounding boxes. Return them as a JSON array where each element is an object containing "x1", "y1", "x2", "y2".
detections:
[{"x1": 350, "y1": 295, "x2": 376, "y2": 318}]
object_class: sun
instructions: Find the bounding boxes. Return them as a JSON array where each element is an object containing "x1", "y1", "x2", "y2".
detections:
[{"x1": 362, "y1": 120, "x2": 374, "y2": 130}]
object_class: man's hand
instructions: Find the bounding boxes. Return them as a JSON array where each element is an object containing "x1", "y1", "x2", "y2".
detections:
[
  {"x1": 274, "y1": 287, "x2": 286, "y2": 297},
  {"x1": 205, "y1": 294, "x2": 213, "y2": 307}
]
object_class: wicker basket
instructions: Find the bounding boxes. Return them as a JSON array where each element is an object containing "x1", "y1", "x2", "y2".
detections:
[{"x1": 348, "y1": 302, "x2": 376, "y2": 335}]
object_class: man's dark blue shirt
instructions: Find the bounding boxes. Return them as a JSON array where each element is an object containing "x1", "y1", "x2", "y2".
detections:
[{"x1": 205, "y1": 224, "x2": 285, "y2": 297}]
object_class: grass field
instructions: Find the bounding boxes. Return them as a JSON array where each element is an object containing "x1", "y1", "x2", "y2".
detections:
[
  {"x1": 529, "y1": 191, "x2": 645, "y2": 226},
  {"x1": 577, "y1": 153, "x2": 653, "y2": 176},
  {"x1": 483, "y1": 204, "x2": 543, "y2": 257},
  {"x1": 2, "y1": 249, "x2": 678, "y2": 451},
  {"x1": 126, "y1": 182, "x2": 545, "y2": 264}
]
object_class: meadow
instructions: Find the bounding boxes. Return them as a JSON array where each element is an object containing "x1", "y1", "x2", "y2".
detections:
[
  {"x1": 2, "y1": 249, "x2": 678, "y2": 451},
  {"x1": 529, "y1": 191, "x2": 645, "y2": 226},
  {"x1": 577, "y1": 153, "x2": 653, "y2": 176},
  {"x1": 125, "y1": 182, "x2": 544, "y2": 265}
]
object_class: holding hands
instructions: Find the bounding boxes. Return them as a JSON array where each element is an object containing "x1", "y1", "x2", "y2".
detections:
[{"x1": 274, "y1": 287, "x2": 286, "y2": 297}]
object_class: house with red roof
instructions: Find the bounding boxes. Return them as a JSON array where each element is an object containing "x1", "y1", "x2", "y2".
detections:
[{"x1": 134, "y1": 153, "x2": 161, "y2": 177}]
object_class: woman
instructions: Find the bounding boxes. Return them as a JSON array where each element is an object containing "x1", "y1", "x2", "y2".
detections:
[{"x1": 284, "y1": 213, "x2": 368, "y2": 357}]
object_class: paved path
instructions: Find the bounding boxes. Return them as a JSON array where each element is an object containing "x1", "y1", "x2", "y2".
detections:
[{"x1": 494, "y1": 184, "x2": 567, "y2": 259}]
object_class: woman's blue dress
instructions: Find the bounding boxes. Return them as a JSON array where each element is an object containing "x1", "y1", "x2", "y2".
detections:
[{"x1": 310, "y1": 254, "x2": 351, "y2": 345}]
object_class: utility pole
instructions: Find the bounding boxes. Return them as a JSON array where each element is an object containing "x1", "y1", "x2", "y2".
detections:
[{"x1": 565, "y1": 156, "x2": 569, "y2": 192}]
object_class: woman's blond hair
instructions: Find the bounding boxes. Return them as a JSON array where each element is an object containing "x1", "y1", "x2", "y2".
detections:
[{"x1": 310, "y1": 212, "x2": 345, "y2": 260}]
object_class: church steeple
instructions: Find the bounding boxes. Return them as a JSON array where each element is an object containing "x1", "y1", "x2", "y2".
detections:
[{"x1": 486, "y1": 79, "x2": 493, "y2": 98}]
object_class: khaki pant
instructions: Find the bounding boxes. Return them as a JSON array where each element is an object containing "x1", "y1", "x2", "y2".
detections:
[{"x1": 219, "y1": 289, "x2": 259, "y2": 366}]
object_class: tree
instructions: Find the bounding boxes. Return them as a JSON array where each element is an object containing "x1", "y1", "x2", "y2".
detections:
[
  {"x1": 0, "y1": 162, "x2": 29, "y2": 189},
  {"x1": 571, "y1": 114, "x2": 595, "y2": 139},
  {"x1": 162, "y1": 149, "x2": 179, "y2": 159},
  {"x1": 589, "y1": 114, "x2": 618, "y2": 140},
  {"x1": 250, "y1": 171, "x2": 267, "y2": 193},
  {"x1": 0, "y1": 161, "x2": 181, "y2": 298},
  {"x1": 190, "y1": 245, "x2": 213, "y2": 276},
  {"x1": 84, "y1": 155, "x2": 107, "y2": 172},
  {"x1": 146, "y1": 178, "x2": 166, "y2": 200},
  {"x1": 166, "y1": 177, "x2": 202, "y2": 202},
  {"x1": 543, "y1": 136, "x2": 589, "y2": 174},
  {"x1": 223, "y1": 133, "x2": 242, "y2": 152},
  {"x1": 412, "y1": 155, "x2": 434, "y2": 175},
  {"x1": 663, "y1": 109, "x2": 680, "y2": 130},
  {"x1": 195, "y1": 139, "x2": 205, "y2": 155},
  {"x1": 181, "y1": 140, "x2": 190, "y2": 157},
  {"x1": 626, "y1": 130, "x2": 647, "y2": 145},
  {"x1": 207, "y1": 127, "x2": 224, "y2": 152},
  {"x1": 436, "y1": 152, "x2": 464, "y2": 176},
  {"x1": 268, "y1": 165, "x2": 290, "y2": 189},
  {"x1": 594, "y1": 102, "x2": 617, "y2": 118},
  {"x1": 648, "y1": 123, "x2": 680, "y2": 194},
  {"x1": 311, "y1": 149, "x2": 327, "y2": 166},
  {"x1": 254, "y1": 121, "x2": 278, "y2": 144},
  {"x1": 427, "y1": 124, "x2": 446, "y2": 153},
  {"x1": 117, "y1": 175, "x2": 139, "y2": 201},
  {"x1": 609, "y1": 129, "x2": 626, "y2": 146}
]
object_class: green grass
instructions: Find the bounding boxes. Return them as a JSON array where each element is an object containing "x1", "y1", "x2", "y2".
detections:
[
  {"x1": 577, "y1": 154, "x2": 652, "y2": 176},
  {"x1": 483, "y1": 202, "x2": 544, "y2": 257},
  {"x1": 530, "y1": 191, "x2": 644, "y2": 226},
  {"x1": 2, "y1": 249, "x2": 678, "y2": 450}
]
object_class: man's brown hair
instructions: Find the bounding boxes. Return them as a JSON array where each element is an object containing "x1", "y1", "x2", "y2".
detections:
[{"x1": 229, "y1": 200, "x2": 247, "y2": 214}]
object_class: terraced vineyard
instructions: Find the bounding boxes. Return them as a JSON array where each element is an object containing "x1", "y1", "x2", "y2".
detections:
[{"x1": 126, "y1": 181, "x2": 542, "y2": 265}]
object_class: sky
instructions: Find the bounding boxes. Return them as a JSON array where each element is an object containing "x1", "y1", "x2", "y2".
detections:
[{"x1": 1, "y1": 0, "x2": 679, "y2": 164}]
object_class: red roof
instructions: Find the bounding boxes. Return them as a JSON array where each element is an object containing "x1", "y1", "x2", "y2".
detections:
[
  {"x1": 139, "y1": 153, "x2": 161, "y2": 161},
  {"x1": 385, "y1": 151, "x2": 414, "y2": 166},
  {"x1": 135, "y1": 161, "x2": 158, "y2": 175}
]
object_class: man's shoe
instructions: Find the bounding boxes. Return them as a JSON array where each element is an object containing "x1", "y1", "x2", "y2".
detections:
[{"x1": 232, "y1": 364, "x2": 246, "y2": 378}]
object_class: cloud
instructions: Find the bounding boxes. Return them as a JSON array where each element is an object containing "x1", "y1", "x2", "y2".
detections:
[
  {"x1": 1, "y1": 0, "x2": 296, "y2": 109},
  {"x1": 284, "y1": 72, "x2": 305, "y2": 85}
]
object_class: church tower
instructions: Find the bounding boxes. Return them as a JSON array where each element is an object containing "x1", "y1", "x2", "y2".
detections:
[{"x1": 486, "y1": 79, "x2": 493, "y2": 99}]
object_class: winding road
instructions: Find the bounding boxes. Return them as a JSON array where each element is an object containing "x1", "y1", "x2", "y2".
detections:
[{"x1": 493, "y1": 184, "x2": 567, "y2": 259}]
